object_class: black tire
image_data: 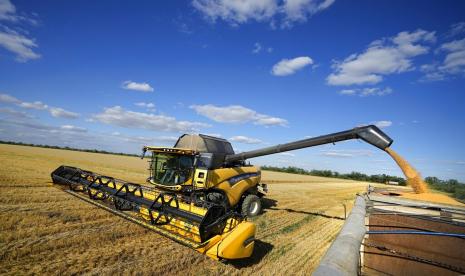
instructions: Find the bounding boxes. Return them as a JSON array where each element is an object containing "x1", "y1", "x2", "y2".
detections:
[{"x1": 241, "y1": 194, "x2": 262, "y2": 217}]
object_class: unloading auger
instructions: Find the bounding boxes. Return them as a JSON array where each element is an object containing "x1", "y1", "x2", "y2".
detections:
[{"x1": 51, "y1": 125, "x2": 393, "y2": 260}]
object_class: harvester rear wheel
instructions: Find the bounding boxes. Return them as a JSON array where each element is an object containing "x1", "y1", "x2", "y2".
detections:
[{"x1": 241, "y1": 194, "x2": 261, "y2": 217}]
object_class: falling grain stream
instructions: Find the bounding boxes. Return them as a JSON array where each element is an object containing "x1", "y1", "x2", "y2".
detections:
[{"x1": 385, "y1": 147, "x2": 428, "y2": 194}]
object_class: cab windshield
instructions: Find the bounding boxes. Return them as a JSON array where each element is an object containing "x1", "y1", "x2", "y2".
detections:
[{"x1": 150, "y1": 153, "x2": 194, "y2": 186}]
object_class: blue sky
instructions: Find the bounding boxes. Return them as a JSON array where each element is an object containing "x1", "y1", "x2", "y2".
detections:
[{"x1": 1, "y1": 0, "x2": 464, "y2": 181}]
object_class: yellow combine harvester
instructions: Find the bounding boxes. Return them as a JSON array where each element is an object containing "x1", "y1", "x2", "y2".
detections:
[{"x1": 51, "y1": 125, "x2": 393, "y2": 260}]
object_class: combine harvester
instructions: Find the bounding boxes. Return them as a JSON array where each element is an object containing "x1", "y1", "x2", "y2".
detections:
[{"x1": 51, "y1": 125, "x2": 394, "y2": 260}]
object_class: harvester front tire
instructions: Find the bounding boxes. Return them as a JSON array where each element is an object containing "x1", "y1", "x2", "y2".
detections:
[{"x1": 242, "y1": 194, "x2": 261, "y2": 217}]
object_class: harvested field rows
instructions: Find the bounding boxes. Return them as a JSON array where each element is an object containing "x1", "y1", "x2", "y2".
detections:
[{"x1": 1, "y1": 144, "x2": 378, "y2": 275}]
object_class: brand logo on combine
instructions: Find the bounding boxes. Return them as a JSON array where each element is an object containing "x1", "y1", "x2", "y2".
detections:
[{"x1": 228, "y1": 173, "x2": 260, "y2": 186}]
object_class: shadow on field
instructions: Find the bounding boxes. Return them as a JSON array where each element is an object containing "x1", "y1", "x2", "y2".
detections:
[
  {"x1": 261, "y1": 198, "x2": 344, "y2": 220},
  {"x1": 227, "y1": 240, "x2": 274, "y2": 268},
  {"x1": 261, "y1": 198, "x2": 277, "y2": 214},
  {"x1": 268, "y1": 207, "x2": 345, "y2": 221}
]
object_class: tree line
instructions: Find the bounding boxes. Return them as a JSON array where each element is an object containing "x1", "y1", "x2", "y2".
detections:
[
  {"x1": 424, "y1": 177, "x2": 465, "y2": 201},
  {"x1": 261, "y1": 165, "x2": 407, "y2": 185}
]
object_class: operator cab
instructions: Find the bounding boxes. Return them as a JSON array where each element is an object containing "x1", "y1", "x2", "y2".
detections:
[
  {"x1": 143, "y1": 147, "x2": 196, "y2": 191},
  {"x1": 151, "y1": 152, "x2": 194, "y2": 186},
  {"x1": 142, "y1": 134, "x2": 235, "y2": 191}
]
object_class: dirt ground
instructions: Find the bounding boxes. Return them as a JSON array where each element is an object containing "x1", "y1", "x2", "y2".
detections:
[{"x1": 0, "y1": 144, "x2": 386, "y2": 275}]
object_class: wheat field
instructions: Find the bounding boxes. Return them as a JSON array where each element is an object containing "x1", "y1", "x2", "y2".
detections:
[{"x1": 0, "y1": 144, "x2": 376, "y2": 275}]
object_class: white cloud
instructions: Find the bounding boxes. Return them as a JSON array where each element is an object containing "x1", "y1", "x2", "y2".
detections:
[
  {"x1": 327, "y1": 29, "x2": 436, "y2": 86},
  {"x1": 0, "y1": 0, "x2": 40, "y2": 61},
  {"x1": 93, "y1": 106, "x2": 210, "y2": 133},
  {"x1": 190, "y1": 104, "x2": 288, "y2": 126},
  {"x1": 252, "y1": 42, "x2": 262, "y2": 53},
  {"x1": 279, "y1": 152, "x2": 295, "y2": 157},
  {"x1": 282, "y1": 0, "x2": 334, "y2": 27},
  {"x1": 439, "y1": 38, "x2": 465, "y2": 74},
  {"x1": 271, "y1": 56, "x2": 313, "y2": 76},
  {"x1": 49, "y1": 107, "x2": 80, "y2": 119},
  {"x1": 0, "y1": 0, "x2": 37, "y2": 24},
  {"x1": 0, "y1": 93, "x2": 20, "y2": 103},
  {"x1": 338, "y1": 87, "x2": 392, "y2": 97},
  {"x1": 421, "y1": 37, "x2": 465, "y2": 81},
  {"x1": 122, "y1": 81, "x2": 154, "y2": 92},
  {"x1": 0, "y1": 93, "x2": 80, "y2": 119},
  {"x1": 0, "y1": 0, "x2": 16, "y2": 21},
  {"x1": 19, "y1": 101, "x2": 48, "y2": 110},
  {"x1": 193, "y1": 0, "x2": 278, "y2": 25},
  {"x1": 135, "y1": 102, "x2": 156, "y2": 112},
  {"x1": 135, "y1": 102, "x2": 155, "y2": 108},
  {"x1": 192, "y1": 0, "x2": 334, "y2": 28},
  {"x1": 372, "y1": 120, "x2": 392, "y2": 128},
  {"x1": 0, "y1": 117, "x2": 178, "y2": 153},
  {"x1": 0, "y1": 28, "x2": 40, "y2": 62},
  {"x1": 229, "y1": 135, "x2": 262, "y2": 144},
  {"x1": 191, "y1": 104, "x2": 254, "y2": 123},
  {"x1": 320, "y1": 149, "x2": 374, "y2": 158},
  {"x1": 60, "y1": 125, "x2": 87, "y2": 132},
  {"x1": 339, "y1": 89, "x2": 356, "y2": 95},
  {"x1": 252, "y1": 42, "x2": 273, "y2": 54},
  {"x1": 111, "y1": 131, "x2": 178, "y2": 145}
]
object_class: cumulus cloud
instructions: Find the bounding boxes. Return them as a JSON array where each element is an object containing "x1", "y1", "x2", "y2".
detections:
[
  {"x1": 0, "y1": 93, "x2": 80, "y2": 119},
  {"x1": 229, "y1": 135, "x2": 262, "y2": 144},
  {"x1": 271, "y1": 56, "x2": 313, "y2": 76},
  {"x1": 338, "y1": 87, "x2": 392, "y2": 97},
  {"x1": 93, "y1": 106, "x2": 210, "y2": 133},
  {"x1": 192, "y1": 0, "x2": 334, "y2": 28},
  {"x1": 122, "y1": 81, "x2": 154, "y2": 92},
  {"x1": 190, "y1": 104, "x2": 288, "y2": 126},
  {"x1": 327, "y1": 29, "x2": 436, "y2": 86}
]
